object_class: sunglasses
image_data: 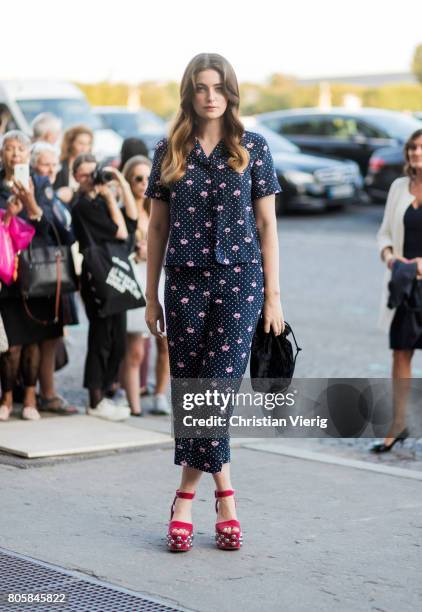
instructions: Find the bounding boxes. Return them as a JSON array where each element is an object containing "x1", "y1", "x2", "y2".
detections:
[{"x1": 133, "y1": 175, "x2": 148, "y2": 183}]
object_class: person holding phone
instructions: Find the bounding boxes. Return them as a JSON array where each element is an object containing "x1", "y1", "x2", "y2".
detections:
[
  {"x1": 144, "y1": 54, "x2": 284, "y2": 551},
  {"x1": 0, "y1": 131, "x2": 71, "y2": 421}
]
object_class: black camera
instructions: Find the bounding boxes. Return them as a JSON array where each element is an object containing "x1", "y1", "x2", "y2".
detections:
[{"x1": 92, "y1": 165, "x2": 114, "y2": 185}]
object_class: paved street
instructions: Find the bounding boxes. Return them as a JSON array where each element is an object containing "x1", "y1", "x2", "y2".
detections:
[{"x1": 1, "y1": 201, "x2": 422, "y2": 612}]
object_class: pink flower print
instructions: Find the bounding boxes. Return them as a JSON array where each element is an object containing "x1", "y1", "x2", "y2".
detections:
[
  {"x1": 259, "y1": 179, "x2": 266, "y2": 185},
  {"x1": 247, "y1": 325, "x2": 253, "y2": 332},
  {"x1": 178, "y1": 336, "x2": 184, "y2": 342},
  {"x1": 263, "y1": 145, "x2": 268, "y2": 151},
  {"x1": 232, "y1": 286, "x2": 240, "y2": 293},
  {"x1": 226, "y1": 366, "x2": 233, "y2": 373},
  {"x1": 170, "y1": 311, "x2": 176, "y2": 317},
  {"x1": 199, "y1": 342, "x2": 205, "y2": 348},
  {"x1": 219, "y1": 182, "x2": 226, "y2": 188},
  {"x1": 241, "y1": 352, "x2": 247, "y2": 358},
  {"x1": 200, "y1": 191, "x2": 208, "y2": 198},
  {"x1": 219, "y1": 279, "x2": 226, "y2": 285},
  {"x1": 186, "y1": 261, "x2": 195, "y2": 267},
  {"x1": 171, "y1": 285, "x2": 177, "y2": 291},
  {"x1": 233, "y1": 189, "x2": 241, "y2": 197},
  {"x1": 204, "y1": 462, "x2": 210, "y2": 468},
  {"x1": 177, "y1": 444, "x2": 183, "y2": 449},
  {"x1": 233, "y1": 313, "x2": 241, "y2": 319},
  {"x1": 246, "y1": 206, "x2": 252, "y2": 212},
  {"x1": 180, "y1": 238, "x2": 188, "y2": 245},
  {"x1": 246, "y1": 142, "x2": 254, "y2": 149},
  {"x1": 236, "y1": 338, "x2": 243, "y2": 344},
  {"x1": 186, "y1": 179, "x2": 193, "y2": 186},
  {"x1": 181, "y1": 297, "x2": 189, "y2": 304},
  {"x1": 189, "y1": 351, "x2": 197, "y2": 357},
  {"x1": 232, "y1": 245, "x2": 239, "y2": 252},
  {"x1": 208, "y1": 351, "x2": 215, "y2": 357},
  {"x1": 255, "y1": 159, "x2": 263, "y2": 166},
  {"x1": 224, "y1": 227, "x2": 231, "y2": 233},
  {"x1": 186, "y1": 327, "x2": 195, "y2": 333},
  {"x1": 244, "y1": 236, "x2": 252, "y2": 243},
  {"x1": 169, "y1": 247, "x2": 175, "y2": 254},
  {"x1": 188, "y1": 206, "x2": 195, "y2": 213},
  {"x1": 234, "y1": 265, "x2": 242, "y2": 273},
  {"x1": 181, "y1": 460, "x2": 188, "y2": 466},
  {"x1": 251, "y1": 281, "x2": 257, "y2": 287},
  {"x1": 188, "y1": 164, "x2": 194, "y2": 170},
  {"x1": 252, "y1": 258, "x2": 258, "y2": 264},
  {"x1": 212, "y1": 190, "x2": 217, "y2": 194},
  {"x1": 217, "y1": 327, "x2": 224, "y2": 333},
  {"x1": 221, "y1": 344, "x2": 230, "y2": 352},
  {"x1": 203, "y1": 290, "x2": 210, "y2": 296},
  {"x1": 215, "y1": 298, "x2": 222, "y2": 304},
  {"x1": 211, "y1": 440, "x2": 219, "y2": 447},
  {"x1": 197, "y1": 312, "x2": 205, "y2": 320},
  {"x1": 217, "y1": 163, "x2": 225, "y2": 169},
  {"x1": 209, "y1": 331, "x2": 213, "y2": 336},
  {"x1": 174, "y1": 221, "x2": 180, "y2": 227},
  {"x1": 199, "y1": 447, "x2": 206, "y2": 453},
  {"x1": 169, "y1": 340, "x2": 175, "y2": 346},
  {"x1": 202, "y1": 248, "x2": 210, "y2": 254},
  {"x1": 224, "y1": 257, "x2": 230, "y2": 264},
  {"x1": 171, "y1": 191, "x2": 176, "y2": 198},
  {"x1": 203, "y1": 270, "x2": 211, "y2": 277},
  {"x1": 195, "y1": 232, "x2": 201, "y2": 238},
  {"x1": 177, "y1": 362, "x2": 185, "y2": 368},
  {"x1": 247, "y1": 295, "x2": 254, "y2": 302},
  {"x1": 202, "y1": 359, "x2": 206, "y2": 365},
  {"x1": 237, "y1": 219, "x2": 244, "y2": 225},
  {"x1": 217, "y1": 205, "x2": 224, "y2": 211},
  {"x1": 205, "y1": 179, "x2": 212, "y2": 184},
  {"x1": 195, "y1": 149, "x2": 201, "y2": 156},
  {"x1": 205, "y1": 221, "x2": 212, "y2": 228},
  {"x1": 188, "y1": 284, "x2": 195, "y2": 291}
]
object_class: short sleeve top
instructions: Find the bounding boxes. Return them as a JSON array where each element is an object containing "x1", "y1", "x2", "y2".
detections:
[{"x1": 144, "y1": 130, "x2": 281, "y2": 267}]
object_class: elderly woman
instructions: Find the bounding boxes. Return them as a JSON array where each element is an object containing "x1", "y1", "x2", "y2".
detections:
[
  {"x1": 0, "y1": 131, "x2": 74, "y2": 421},
  {"x1": 373, "y1": 128, "x2": 422, "y2": 452},
  {"x1": 30, "y1": 142, "x2": 77, "y2": 414},
  {"x1": 54, "y1": 125, "x2": 93, "y2": 206}
]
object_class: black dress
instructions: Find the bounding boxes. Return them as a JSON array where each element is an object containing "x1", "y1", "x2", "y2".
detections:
[{"x1": 390, "y1": 204, "x2": 422, "y2": 349}]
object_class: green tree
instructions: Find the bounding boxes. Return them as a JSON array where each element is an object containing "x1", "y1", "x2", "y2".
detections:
[{"x1": 412, "y1": 44, "x2": 422, "y2": 84}]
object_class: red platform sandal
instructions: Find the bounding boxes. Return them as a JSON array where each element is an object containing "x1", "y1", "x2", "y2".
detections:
[
  {"x1": 215, "y1": 489, "x2": 243, "y2": 550},
  {"x1": 166, "y1": 490, "x2": 195, "y2": 552}
]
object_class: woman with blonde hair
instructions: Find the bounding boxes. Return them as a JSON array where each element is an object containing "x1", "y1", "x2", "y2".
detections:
[
  {"x1": 120, "y1": 155, "x2": 170, "y2": 416},
  {"x1": 373, "y1": 128, "x2": 422, "y2": 453},
  {"x1": 145, "y1": 53, "x2": 284, "y2": 551},
  {"x1": 54, "y1": 125, "x2": 93, "y2": 204}
]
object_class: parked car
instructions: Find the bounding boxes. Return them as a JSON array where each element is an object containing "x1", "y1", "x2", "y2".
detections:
[
  {"x1": 256, "y1": 107, "x2": 422, "y2": 177},
  {"x1": 0, "y1": 80, "x2": 122, "y2": 162},
  {"x1": 365, "y1": 146, "x2": 406, "y2": 201},
  {"x1": 243, "y1": 118, "x2": 363, "y2": 214},
  {"x1": 94, "y1": 107, "x2": 166, "y2": 154}
]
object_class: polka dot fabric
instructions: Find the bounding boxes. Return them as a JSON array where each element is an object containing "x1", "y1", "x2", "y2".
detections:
[
  {"x1": 164, "y1": 262, "x2": 264, "y2": 473},
  {"x1": 144, "y1": 131, "x2": 281, "y2": 267}
]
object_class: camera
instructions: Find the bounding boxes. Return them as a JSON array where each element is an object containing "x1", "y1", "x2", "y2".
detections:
[{"x1": 91, "y1": 165, "x2": 114, "y2": 185}]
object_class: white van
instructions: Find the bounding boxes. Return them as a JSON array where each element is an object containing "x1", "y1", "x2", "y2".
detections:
[{"x1": 0, "y1": 80, "x2": 122, "y2": 162}]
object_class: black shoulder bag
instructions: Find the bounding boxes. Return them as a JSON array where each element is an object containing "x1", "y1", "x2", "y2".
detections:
[{"x1": 249, "y1": 316, "x2": 302, "y2": 393}]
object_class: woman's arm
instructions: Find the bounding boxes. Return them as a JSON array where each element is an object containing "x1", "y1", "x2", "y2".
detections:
[
  {"x1": 106, "y1": 167, "x2": 138, "y2": 221},
  {"x1": 376, "y1": 179, "x2": 399, "y2": 265},
  {"x1": 254, "y1": 194, "x2": 285, "y2": 335},
  {"x1": 145, "y1": 199, "x2": 169, "y2": 336},
  {"x1": 97, "y1": 185, "x2": 128, "y2": 240}
]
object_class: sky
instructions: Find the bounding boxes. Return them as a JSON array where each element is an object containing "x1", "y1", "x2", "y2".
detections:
[{"x1": 2, "y1": 0, "x2": 422, "y2": 84}]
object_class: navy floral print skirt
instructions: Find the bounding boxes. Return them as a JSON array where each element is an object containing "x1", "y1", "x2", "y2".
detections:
[{"x1": 164, "y1": 262, "x2": 264, "y2": 473}]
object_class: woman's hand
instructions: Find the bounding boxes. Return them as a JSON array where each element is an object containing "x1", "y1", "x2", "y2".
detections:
[
  {"x1": 57, "y1": 186, "x2": 74, "y2": 204},
  {"x1": 11, "y1": 178, "x2": 41, "y2": 218},
  {"x1": 6, "y1": 196, "x2": 23, "y2": 218},
  {"x1": 263, "y1": 295, "x2": 285, "y2": 336},
  {"x1": 409, "y1": 257, "x2": 422, "y2": 277},
  {"x1": 145, "y1": 299, "x2": 165, "y2": 337}
]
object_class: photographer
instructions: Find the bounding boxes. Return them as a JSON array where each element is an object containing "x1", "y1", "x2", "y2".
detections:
[{"x1": 71, "y1": 153, "x2": 138, "y2": 420}]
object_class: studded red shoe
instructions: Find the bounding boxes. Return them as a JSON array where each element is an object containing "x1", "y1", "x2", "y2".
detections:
[
  {"x1": 166, "y1": 490, "x2": 195, "y2": 552},
  {"x1": 215, "y1": 489, "x2": 243, "y2": 550}
]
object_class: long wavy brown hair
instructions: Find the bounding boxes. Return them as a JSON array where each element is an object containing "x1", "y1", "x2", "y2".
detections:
[
  {"x1": 161, "y1": 53, "x2": 249, "y2": 185},
  {"x1": 60, "y1": 125, "x2": 93, "y2": 162},
  {"x1": 404, "y1": 128, "x2": 422, "y2": 180}
]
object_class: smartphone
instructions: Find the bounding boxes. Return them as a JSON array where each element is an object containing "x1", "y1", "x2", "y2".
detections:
[{"x1": 14, "y1": 163, "x2": 30, "y2": 189}]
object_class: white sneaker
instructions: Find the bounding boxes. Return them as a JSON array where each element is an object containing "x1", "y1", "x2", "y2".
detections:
[
  {"x1": 149, "y1": 393, "x2": 171, "y2": 416},
  {"x1": 87, "y1": 399, "x2": 130, "y2": 422}
]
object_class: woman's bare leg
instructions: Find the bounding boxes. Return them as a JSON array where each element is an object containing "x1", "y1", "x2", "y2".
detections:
[
  {"x1": 384, "y1": 349, "x2": 413, "y2": 444},
  {"x1": 121, "y1": 333, "x2": 144, "y2": 415},
  {"x1": 170, "y1": 466, "x2": 203, "y2": 535},
  {"x1": 212, "y1": 462, "x2": 239, "y2": 534},
  {"x1": 155, "y1": 336, "x2": 170, "y2": 395}
]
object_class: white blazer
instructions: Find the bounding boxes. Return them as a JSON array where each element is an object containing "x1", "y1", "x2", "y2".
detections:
[{"x1": 376, "y1": 176, "x2": 416, "y2": 331}]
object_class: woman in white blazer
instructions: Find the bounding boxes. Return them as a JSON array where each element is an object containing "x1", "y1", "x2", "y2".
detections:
[{"x1": 374, "y1": 128, "x2": 422, "y2": 452}]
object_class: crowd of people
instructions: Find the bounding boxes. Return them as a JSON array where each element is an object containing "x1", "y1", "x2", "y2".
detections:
[{"x1": 0, "y1": 112, "x2": 170, "y2": 422}]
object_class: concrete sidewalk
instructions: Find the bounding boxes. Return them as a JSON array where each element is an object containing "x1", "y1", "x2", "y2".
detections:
[{"x1": 1, "y1": 440, "x2": 421, "y2": 612}]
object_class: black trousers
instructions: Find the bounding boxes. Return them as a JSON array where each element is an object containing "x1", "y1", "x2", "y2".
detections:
[{"x1": 84, "y1": 312, "x2": 127, "y2": 390}]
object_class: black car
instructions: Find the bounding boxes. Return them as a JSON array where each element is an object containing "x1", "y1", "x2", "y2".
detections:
[
  {"x1": 94, "y1": 107, "x2": 166, "y2": 154},
  {"x1": 243, "y1": 120, "x2": 363, "y2": 214},
  {"x1": 256, "y1": 108, "x2": 422, "y2": 176},
  {"x1": 365, "y1": 146, "x2": 406, "y2": 201}
]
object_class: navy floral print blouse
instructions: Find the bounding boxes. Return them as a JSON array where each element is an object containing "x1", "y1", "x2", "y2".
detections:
[{"x1": 145, "y1": 130, "x2": 281, "y2": 267}]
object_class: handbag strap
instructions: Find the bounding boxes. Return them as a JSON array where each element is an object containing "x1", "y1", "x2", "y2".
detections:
[{"x1": 22, "y1": 251, "x2": 62, "y2": 326}]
